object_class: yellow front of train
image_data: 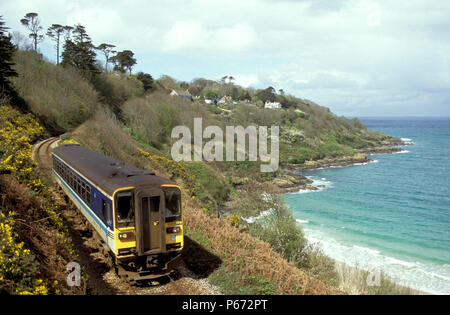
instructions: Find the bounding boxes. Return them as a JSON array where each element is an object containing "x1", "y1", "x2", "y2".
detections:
[{"x1": 113, "y1": 184, "x2": 183, "y2": 268}]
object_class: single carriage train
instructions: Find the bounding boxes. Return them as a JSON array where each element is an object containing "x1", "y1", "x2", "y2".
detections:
[{"x1": 52, "y1": 144, "x2": 183, "y2": 281}]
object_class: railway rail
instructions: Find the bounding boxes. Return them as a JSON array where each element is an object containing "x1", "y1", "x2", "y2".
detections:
[{"x1": 32, "y1": 136, "x2": 195, "y2": 295}]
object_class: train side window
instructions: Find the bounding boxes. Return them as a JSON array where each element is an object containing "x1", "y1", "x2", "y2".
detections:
[
  {"x1": 116, "y1": 191, "x2": 134, "y2": 228},
  {"x1": 101, "y1": 199, "x2": 107, "y2": 223},
  {"x1": 107, "y1": 203, "x2": 111, "y2": 227},
  {"x1": 81, "y1": 182, "x2": 86, "y2": 201},
  {"x1": 86, "y1": 186, "x2": 91, "y2": 205}
]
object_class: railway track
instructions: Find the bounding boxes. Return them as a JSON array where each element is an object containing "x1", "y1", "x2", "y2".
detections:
[
  {"x1": 32, "y1": 136, "x2": 196, "y2": 295},
  {"x1": 33, "y1": 136, "x2": 60, "y2": 171}
]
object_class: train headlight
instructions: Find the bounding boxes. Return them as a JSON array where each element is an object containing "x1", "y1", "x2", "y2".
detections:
[
  {"x1": 118, "y1": 232, "x2": 134, "y2": 240},
  {"x1": 166, "y1": 226, "x2": 181, "y2": 234}
]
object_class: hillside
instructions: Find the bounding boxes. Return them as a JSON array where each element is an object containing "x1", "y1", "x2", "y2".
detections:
[{"x1": 1, "y1": 50, "x2": 407, "y2": 295}]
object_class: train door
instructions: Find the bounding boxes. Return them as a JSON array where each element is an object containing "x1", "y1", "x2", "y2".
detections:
[{"x1": 135, "y1": 189, "x2": 165, "y2": 255}]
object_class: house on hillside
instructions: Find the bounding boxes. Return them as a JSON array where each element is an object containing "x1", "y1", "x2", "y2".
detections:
[
  {"x1": 264, "y1": 101, "x2": 281, "y2": 109},
  {"x1": 168, "y1": 89, "x2": 193, "y2": 102},
  {"x1": 205, "y1": 98, "x2": 218, "y2": 105},
  {"x1": 218, "y1": 95, "x2": 233, "y2": 105}
]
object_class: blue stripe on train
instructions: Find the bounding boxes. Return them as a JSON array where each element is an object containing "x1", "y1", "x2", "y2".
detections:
[{"x1": 54, "y1": 170, "x2": 108, "y2": 234}]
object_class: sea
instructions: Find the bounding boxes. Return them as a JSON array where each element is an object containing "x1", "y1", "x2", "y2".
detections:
[{"x1": 284, "y1": 117, "x2": 450, "y2": 294}]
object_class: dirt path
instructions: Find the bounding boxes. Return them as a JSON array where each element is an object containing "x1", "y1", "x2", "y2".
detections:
[{"x1": 33, "y1": 137, "x2": 222, "y2": 295}]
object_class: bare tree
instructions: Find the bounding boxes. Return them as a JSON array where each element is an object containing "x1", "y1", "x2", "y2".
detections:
[
  {"x1": 46, "y1": 24, "x2": 64, "y2": 64},
  {"x1": 20, "y1": 12, "x2": 44, "y2": 51},
  {"x1": 11, "y1": 31, "x2": 30, "y2": 50}
]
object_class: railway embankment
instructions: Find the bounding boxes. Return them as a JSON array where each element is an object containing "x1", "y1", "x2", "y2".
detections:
[{"x1": 0, "y1": 104, "x2": 82, "y2": 294}]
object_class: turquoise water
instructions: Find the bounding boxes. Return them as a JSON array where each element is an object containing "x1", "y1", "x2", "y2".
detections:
[{"x1": 284, "y1": 117, "x2": 450, "y2": 294}]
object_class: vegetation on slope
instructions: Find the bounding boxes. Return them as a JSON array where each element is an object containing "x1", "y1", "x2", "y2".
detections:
[
  {"x1": 0, "y1": 11, "x2": 408, "y2": 294},
  {"x1": 0, "y1": 98, "x2": 82, "y2": 294}
]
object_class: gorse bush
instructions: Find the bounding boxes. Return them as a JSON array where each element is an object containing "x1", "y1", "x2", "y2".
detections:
[
  {"x1": 0, "y1": 98, "x2": 79, "y2": 294},
  {"x1": 0, "y1": 210, "x2": 48, "y2": 295}
]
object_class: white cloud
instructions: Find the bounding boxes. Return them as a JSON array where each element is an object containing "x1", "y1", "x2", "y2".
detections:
[
  {"x1": 233, "y1": 74, "x2": 260, "y2": 88},
  {"x1": 1, "y1": 0, "x2": 449, "y2": 115},
  {"x1": 162, "y1": 20, "x2": 257, "y2": 54}
]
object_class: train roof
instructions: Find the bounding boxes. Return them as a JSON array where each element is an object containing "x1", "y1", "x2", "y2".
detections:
[{"x1": 52, "y1": 144, "x2": 176, "y2": 196}]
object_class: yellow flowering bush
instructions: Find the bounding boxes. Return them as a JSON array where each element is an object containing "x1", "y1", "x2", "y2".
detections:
[
  {"x1": 0, "y1": 105, "x2": 63, "y2": 228},
  {"x1": 58, "y1": 139, "x2": 80, "y2": 145},
  {"x1": 228, "y1": 214, "x2": 241, "y2": 227},
  {"x1": 0, "y1": 211, "x2": 48, "y2": 295},
  {"x1": 1, "y1": 104, "x2": 77, "y2": 294}
]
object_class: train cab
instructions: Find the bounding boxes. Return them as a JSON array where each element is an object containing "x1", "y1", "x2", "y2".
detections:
[{"x1": 51, "y1": 144, "x2": 183, "y2": 279}]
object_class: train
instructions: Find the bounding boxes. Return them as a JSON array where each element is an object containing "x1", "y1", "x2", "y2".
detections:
[{"x1": 51, "y1": 144, "x2": 183, "y2": 281}]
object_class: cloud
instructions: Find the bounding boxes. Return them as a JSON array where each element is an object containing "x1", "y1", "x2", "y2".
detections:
[
  {"x1": 1, "y1": 0, "x2": 449, "y2": 116},
  {"x1": 162, "y1": 20, "x2": 257, "y2": 54},
  {"x1": 233, "y1": 74, "x2": 260, "y2": 88}
]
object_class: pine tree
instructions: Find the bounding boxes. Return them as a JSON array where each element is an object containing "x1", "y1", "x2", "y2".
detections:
[
  {"x1": 20, "y1": 12, "x2": 44, "y2": 52},
  {"x1": 96, "y1": 43, "x2": 116, "y2": 73},
  {"x1": 110, "y1": 50, "x2": 136, "y2": 74},
  {"x1": 0, "y1": 16, "x2": 18, "y2": 92},
  {"x1": 61, "y1": 24, "x2": 99, "y2": 80},
  {"x1": 46, "y1": 24, "x2": 64, "y2": 65}
]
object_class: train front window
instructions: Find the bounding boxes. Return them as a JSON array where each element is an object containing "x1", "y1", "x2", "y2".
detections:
[
  {"x1": 164, "y1": 188, "x2": 181, "y2": 222},
  {"x1": 116, "y1": 191, "x2": 134, "y2": 227}
]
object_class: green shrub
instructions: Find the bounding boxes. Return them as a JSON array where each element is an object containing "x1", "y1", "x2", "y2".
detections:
[
  {"x1": 247, "y1": 197, "x2": 338, "y2": 286},
  {"x1": 12, "y1": 50, "x2": 98, "y2": 131}
]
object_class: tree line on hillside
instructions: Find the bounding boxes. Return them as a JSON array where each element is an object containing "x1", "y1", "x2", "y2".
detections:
[
  {"x1": 13, "y1": 12, "x2": 154, "y2": 91},
  {"x1": 2, "y1": 12, "x2": 321, "y2": 113}
]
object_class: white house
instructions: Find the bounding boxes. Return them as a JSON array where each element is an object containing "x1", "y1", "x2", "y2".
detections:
[{"x1": 264, "y1": 101, "x2": 281, "y2": 109}]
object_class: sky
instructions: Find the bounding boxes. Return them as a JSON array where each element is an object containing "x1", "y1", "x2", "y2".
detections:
[{"x1": 1, "y1": 0, "x2": 449, "y2": 117}]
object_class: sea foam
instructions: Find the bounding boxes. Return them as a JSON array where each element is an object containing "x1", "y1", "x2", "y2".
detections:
[
  {"x1": 302, "y1": 228, "x2": 450, "y2": 294},
  {"x1": 401, "y1": 137, "x2": 414, "y2": 145}
]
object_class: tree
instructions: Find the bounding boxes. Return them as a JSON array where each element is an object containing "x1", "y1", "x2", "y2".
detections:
[
  {"x1": 0, "y1": 16, "x2": 18, "y2": 91},
  {"x1": 61, "y1": 24, "x2": 99, "y2": 79},
  {"x1": 20, "y1": 12, "x2": 44, "y2": 52},
  {"x1": 11, "y1": 31, "x2": 29, "y2": 50},
  {"x1": 220, "y1": 76, "x2": 228, "y2": 84},
  {"x1": 256, "y1": 87, "x2": 277, "y2": 103},
  {"x1": 46, "y1": 24, "x2": 64, "y2": 65},
  {"x1": 204, "y1": 89, "x2": 219, "y2": 99},
  {"x1": 136, "y1": 72, "x2": 154, "y2": 91},
  {"x1": 96, "y1": 43, "x2": 116, "y2": 73},
  {"x1": 111, "y1": 50, "x2": 136, "y2": 74},
  {"x1": 238, "y1": 89, "x2": 251, "y2": 101},
  {"x1": 63, "y1": 25, "x2": 73, "y2": 41}
]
